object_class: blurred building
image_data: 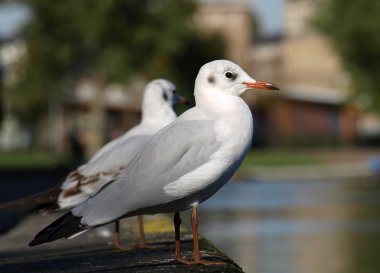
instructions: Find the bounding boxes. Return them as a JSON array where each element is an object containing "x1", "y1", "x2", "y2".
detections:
[
  {"x1": 0, "y1": 36, "x2": 145, "y2": 155},
  {"x1": 63, "y1": 80, "x2": 144, "y2": 156},
  {"x1": 194, "y1": 0, "x2": 252, "y2": 70},
  {"x1": 250, "y1": 0, "x2": 359, "y2": 146},
  {"x1": 64, "y1": 0, "x2": 256, "y2": 155},
  {"x1": 0, "y1": 0, "x2": 374, "y2": 155},
  {"x1": 194, "y1": 0, "x2": 361, "y2": 146}
]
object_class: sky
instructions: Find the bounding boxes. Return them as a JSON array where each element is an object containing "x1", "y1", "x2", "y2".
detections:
[
  {"x1": 0, "y1": 0, "x2": 284, "y2": 40},
  {"x1": 0, "y1": 2, "x2": 30, "y2": 40},
  {"x1": 250, "y1": 0, "x2": 284, "y2": 37}
]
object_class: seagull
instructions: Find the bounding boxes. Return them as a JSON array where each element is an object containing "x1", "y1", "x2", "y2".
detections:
[
  {"x1": 0, "y1": 79, "x2": 186, "y2": 250},
  {"x1": 29, "y1": 60, "x2": 279, "y2": 265},
  {"x1": 58, "y1": 79, "x2": 185, "y2": 211}
]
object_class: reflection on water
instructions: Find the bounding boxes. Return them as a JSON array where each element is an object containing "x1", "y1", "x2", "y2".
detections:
[{"x1": 194, "y1": 179, "x2": 380, "y2": 273}]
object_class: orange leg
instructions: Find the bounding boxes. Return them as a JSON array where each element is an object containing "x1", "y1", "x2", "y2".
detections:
[
  {"x1": 114, "y1": 216, "x2": 149, "y2": 251},
  {"x1": 137, "y1": 215, "x2": 146, "y2": 248},
  {"x1": 114, "y1": 220, "x2": 133, "y2": 251},
  {"x1": 175, "y1": 204, "x2": 227, "y2": 265},
  {"x1": 114, "y1": 220, "x2": 124, "y2": 250},
  {"x1": 174, "y1": 212, "x2": 182, "y2": 261}
]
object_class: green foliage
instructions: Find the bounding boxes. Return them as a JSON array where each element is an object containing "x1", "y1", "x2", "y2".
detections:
[
  {"x1": 241, "y1": 149, "x2": 321, "y2": 167},
  {"x1": 0, "y1": 151, "x2": 65, "y2": 169},
  {"x1": 7, "y1": 0, "x2": 225, "y2": 121},
  {"x1": 313, "y1": 0, "x2": 380, "y2": 111}
]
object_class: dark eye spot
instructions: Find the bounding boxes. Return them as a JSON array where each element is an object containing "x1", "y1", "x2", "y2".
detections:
[
  {"x1": 207, "y1": 75, "x2": 215, "y2": 84},
  {"x1": 172, "y1": 90, "x2": 177, "y2": 95},
  {"x1": 225, "y1": 71, "x2": 235, "y2": 79},
  {"x1": 163, "y1": 92, "x2": 168, "y2": 101}
]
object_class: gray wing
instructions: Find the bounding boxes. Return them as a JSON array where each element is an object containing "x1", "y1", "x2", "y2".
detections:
[
  {"x1": 60, "y1": 133, "x2": 126, "y2": 191},
  {"x1": 77, "y1": 122, "x2": 152, "y2": 173},
  {"x1": 72, "y1": 119, "x2": 221, "y2": 227},
  {"x1": 85, "y1": 136, "x2": 122, "y2": 164},
  {"x1": 79, "y1": 134, "x2": 151, "y2": 177},
  {"x1": 76, "y1": 134, "x2": 124, "y2": 173},
  {"x1": 58, "y1": 133, "x2": 152, "y2": 210}
]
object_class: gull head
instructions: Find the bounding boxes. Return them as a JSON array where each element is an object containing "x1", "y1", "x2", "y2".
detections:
[
  {"x1": 195, "y1": 60, "x2": 279, "y2": 98},
  {"x1": 144, "y1": 79, "x2": 186, "y2": 108}
]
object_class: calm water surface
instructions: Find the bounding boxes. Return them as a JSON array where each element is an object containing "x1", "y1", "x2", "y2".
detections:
[
  {"x1": 1, "y1": 173, "x2": 380, "y2": 273},
  {"x1": 193, "y1": 179, "x2": 380, "y2": 273}
]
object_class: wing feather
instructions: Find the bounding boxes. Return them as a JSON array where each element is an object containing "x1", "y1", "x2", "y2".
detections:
[{"x1": 72, "y1": 119, "x2": 222, "y2": 226}]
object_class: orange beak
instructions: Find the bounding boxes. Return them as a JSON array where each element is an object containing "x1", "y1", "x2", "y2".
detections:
[
  {"x1": 243, "y1": 81, "x2": 279, "y2": 91},
  {"x1": 177, "y1": 96, "x2": 191, "y2": 106}
]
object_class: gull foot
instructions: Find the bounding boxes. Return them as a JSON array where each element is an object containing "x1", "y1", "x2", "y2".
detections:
[
  {"x1": 114, "y1": 244, "x2": 136, "y2": 252},
  {"x1": 114, "y1": 242, "x2": 159, "y2": 251},
  {"x1": 175, "y1": 257, "x2": 228, "y2": 265}
]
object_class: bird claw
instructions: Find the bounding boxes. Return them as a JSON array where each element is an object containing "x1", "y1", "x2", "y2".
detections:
[
  {"x1": 114, "y1": 243, "x2": 136, "y2": 252},
  {"x1": 114, "y1": 242, "x2": 158, "y2": 251},
  {"x1": 175, "y1": 257, "x2": 228, "y2": 265}
]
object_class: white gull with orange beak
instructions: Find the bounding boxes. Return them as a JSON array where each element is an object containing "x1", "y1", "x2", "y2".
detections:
[
  {"x1": 29, "y1": 60, "x2": 279, "y2": 265},
  {"x1": 1, "y1": 79, "x2": 186, "y2": 250}
]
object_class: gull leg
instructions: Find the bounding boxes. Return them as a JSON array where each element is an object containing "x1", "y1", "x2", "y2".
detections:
[
  {"x1": 190, "y1": 204, "x2": 227, "y2": 265},
  {"x1": 175, "y1": 204, "x2": 227, "y2": 265},
  {"x1": 136, "y1": 215, "x2": 159, "y2": 249},
  {"x1": 137, "y1": 215, "x2": 146, "y2": 248},
  {"x1": 174, "y1": 212, "x2": 183, "y2": 263},
  {"x1": 114, "y1": 220, "x2": 123, "y2": 250},
  {"x1": 191, "y1": 204, "x2": 201, "y2": 262},
  {"x1": 113, "y1": 220, "x2": 134, "y2": 251},
  {"x1": 114, "y1": 216, "x2": 152, "y2": 251}
]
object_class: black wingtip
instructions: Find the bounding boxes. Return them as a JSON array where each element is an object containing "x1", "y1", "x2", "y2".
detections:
[
  {"x1": 29, "y1": 238, "x2": 40, "y2": 247},
  {"x1": 29, "y1": 211, "x2": 84, "y2": 247}
]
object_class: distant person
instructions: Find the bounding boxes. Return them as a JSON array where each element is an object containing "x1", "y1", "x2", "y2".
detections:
[{"x1": 68, "y1": 127, "x2": 85, "y2": 167}]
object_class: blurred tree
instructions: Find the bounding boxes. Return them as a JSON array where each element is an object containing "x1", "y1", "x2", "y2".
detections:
[
  {"x1": 6, "y1": 0, "x2": 225, "y2": 149},
  {"x1": 313, "y1": 0, "x2": 380, "y2": 111}
]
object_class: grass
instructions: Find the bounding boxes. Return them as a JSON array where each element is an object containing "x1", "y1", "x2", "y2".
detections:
[
  {"x1": 0, "y1": 149, "x2": 323, "y2": 170},
  {"x1": 0, "y1": 151, "x2": 66, "y2": 169},
  {"x1": 241, "y1": 149, "x2": 323, "y2": 167}
]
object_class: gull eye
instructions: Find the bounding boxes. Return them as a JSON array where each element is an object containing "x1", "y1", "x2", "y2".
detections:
[
  {"x1": 172, "y1": 90, "x2": 177, "y2": 95},
  {"x1": 163, "y1": 92, "x2": 168, "y2": 101},
  {"x1": 225, "y1": 71, "x2": 234, "y2": 79}
]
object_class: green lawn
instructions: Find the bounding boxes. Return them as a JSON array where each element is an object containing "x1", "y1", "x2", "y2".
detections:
[
  {"x1": 241, "y1": 149, "x2": 322, "y2": 167},
  {"x1": 0, "y1": 149, "x2": 323, "y2": 170},
  {"x1": 0, "y1": 151, "x2": 66, "y2": 169}
]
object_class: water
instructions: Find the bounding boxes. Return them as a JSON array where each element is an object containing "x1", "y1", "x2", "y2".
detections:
[
  {"x1": 1, "y1": 172, "x2": 380, "y2": 273},
  {"x1": 195, "y1": 179, "x2": 380, "y2": 273}
]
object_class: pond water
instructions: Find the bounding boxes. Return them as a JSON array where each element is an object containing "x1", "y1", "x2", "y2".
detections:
[
  {"x1": 1, "y1": 172, "x2": 380, "y2": 273},
  {"x1": 193, "y1": 179, "x2": 380, "y2": 273}
]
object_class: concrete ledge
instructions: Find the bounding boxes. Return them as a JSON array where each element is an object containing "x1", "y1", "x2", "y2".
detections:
[{"x1": 0, "y1": 212, "x2": 243, "y2": 273}]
